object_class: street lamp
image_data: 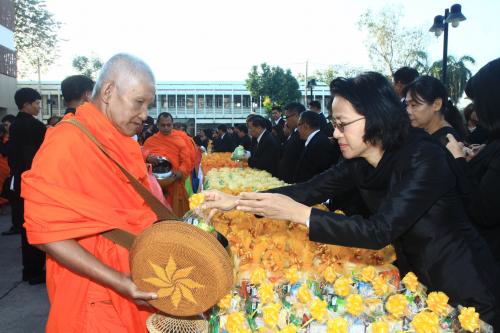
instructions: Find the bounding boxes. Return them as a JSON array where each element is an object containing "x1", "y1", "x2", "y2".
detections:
[
  {"x1": 429, "y1": 4, "x2": 466, "y2": 84},
  {"x1": 306, "y1": 79, "x2": 317, "y2": 103}
]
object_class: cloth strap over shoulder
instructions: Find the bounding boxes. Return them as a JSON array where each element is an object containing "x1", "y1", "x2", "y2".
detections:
[{"x1": 60, "y1": 119, "x2": 176, "y2": 249}]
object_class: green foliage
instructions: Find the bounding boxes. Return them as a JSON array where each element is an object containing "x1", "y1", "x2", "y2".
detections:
[
  {"x1": 72, "y1": 55, "x2": 104, "y2": 80},
  {"x1": 358, "y1": 6, "x2": 429, "y2": 75},
  {"x1": 427, "y1": 55, "x2": 475, "y2": 104},
  {"x1": 246, "y1": 63, "x2": 302, "y2": 110},
  {"x1": 297, "y1": 65, "x2": 365, "y2": 85},
  {"x1": 15, "y1": 0, "x2": 61, "y2": 78}
]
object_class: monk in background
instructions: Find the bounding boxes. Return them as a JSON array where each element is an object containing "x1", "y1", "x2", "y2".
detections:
[
  {"x1": 144, "y1": 112, "x2": 192, "y2": 216},
  {"x1": 22, "y1": 54, "x2": 159, "y2": 333}
]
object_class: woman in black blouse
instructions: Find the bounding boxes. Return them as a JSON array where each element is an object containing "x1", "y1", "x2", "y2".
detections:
[{"x1": 203, "y1": 72, "x2": 500, "y2": 328}]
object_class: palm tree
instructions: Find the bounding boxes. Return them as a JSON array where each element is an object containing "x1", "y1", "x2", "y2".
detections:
[{"x1": 428, "y1": 55, "x2": 475, "y2": 104}]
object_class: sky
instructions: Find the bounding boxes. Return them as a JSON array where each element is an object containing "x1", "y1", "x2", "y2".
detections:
[{"x1": 29, "y1": 0, "x2": 500, "y2": 82}]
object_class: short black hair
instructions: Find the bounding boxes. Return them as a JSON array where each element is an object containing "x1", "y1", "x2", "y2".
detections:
[
  {"x1": 284, "y1": 102, "x2": 306, "y2": 115},
  {"x1": 1, "y1": 114, "x2": 16, "y2": 124},
  {"x1": 236, "y1": 124, "x2": 248, "y2": 134},
  {"x1": 157, "y1": 112, "x2": 173, "y2": 123},
  {"x1": 465, "y1": 57, "x2": 500, "y2": 137},
  {"x1": 393, "y1": 67, "x2": 419, "y2": 85},
  {"x1": 330, "y1": 72, "x2": 410, "y2": 151},
  {"x1": 14, "y1": 88, "x2": 41, "y2": 110},
  {"x1": 308, "y1": 100, "x2": 321, "y2": 110},
  {"x1": 217, "y1": 124, "x2": 227, "y2": 132},
  {"x1": 299, "y1": 111, "x2": 321, "y2": 130},
  {"x1": 144, "y1": 116, "x2": 155, "y2": 126},
  {"x1": 249, "y1": 115, "x2": 268, "y2": 129},
  {"x1": 271, "y1": 106, "x2": 282, "y2": 113},
  {"x1": 61, "y1": 75, "x2": 95, "y2": 102},
  {"x1": 403, "y1": 75, "x2": 447, "y2": 114}
]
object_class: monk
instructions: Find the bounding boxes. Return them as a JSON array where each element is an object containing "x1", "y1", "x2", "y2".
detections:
[
  {"x1": 171, "y1": 128, "x2": 197, "y2": 196},
  {"x1": 22, "y1": 54, "x2": 159, "y2": 333},
  {"x1": 144, "y1": 113, "x2": 192, "y2": 217}
]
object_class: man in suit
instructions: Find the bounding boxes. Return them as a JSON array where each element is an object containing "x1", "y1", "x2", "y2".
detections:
[
  {"x1": 271, "y1": 106, "x2": 285, "y2": 143},
  {"x1": 309, "y1": 100, "x2": 330, "y2": 135},
  {"x1": 213, "y1": 124, "x2": 234, "y2": 152},
  {"x1": 234, "y1": 124, "x2": 252, "y2": 151},
  {"x1": 245, "y1": 115, "x2": 280, "y2": 176},
  {"x1": 294, "y1": 111, "x2": 339, "y2": 183},
  {"x1": 277, "y1": 102, "x2": 305, "y2": 183}
]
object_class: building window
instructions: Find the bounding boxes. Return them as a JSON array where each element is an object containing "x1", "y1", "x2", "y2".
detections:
[
  {"x1": 186, "y1": 95, "x2": 194, "y2": 109},
  {"x1": 224, "y1": 95, "x2": 231, "y2": 109},
  {"x1": 215, "y1": 95, "x2": 222, "y2": 108},
  {"x1": 197, "y1": 95, "x2": 204, "y2": 108},
  {"x1": 206, "y1": 95, "x2": 213, "y2": 108},
  {"x1": 0, "y1": 45, "x2": 16, "y2": 78},
  {"x1": 177, "y1": 95, "x2": 185, "y2": 108},
  {"x1": 243, "y1": 95, "x2": 251, "y2": 108},
  {"x1": 168, "y1": 95, "x2": 176, "y2": 108},
  {"x1": 0, "y1": 0, "x2": 15, "y2": 31},
  {"x1": 234, "y1": 95, "x2": 241, "y2": 107}
]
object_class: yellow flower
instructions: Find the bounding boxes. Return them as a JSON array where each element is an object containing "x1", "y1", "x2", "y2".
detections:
[
  {"x1": 262, "y1": 303, "x2": 281, "y2": 328},
  {"x1": 310, "y1": 299, "x2": 328, "y2": 322},
  {"x1": 458, "y1": 307, "x2": 480, "y2": 332},
  {"x1": 372, "y1": 275, "x2": 389, "y2": 296},
  {"x1": 281, "y1": 324, "x2": 297, "y2": 333},
  {"x1": 334, "y1": 276, "x2": 352, "y2": 297},
  {"x1": 218, "y1": 293, "x2": 232, "y2": 310},
  {"x1": 250, "y1": 267, "x2": 267, "y2": 285},
  {"x1": 188, "y1": 193, "x2": 205, "y2": 210},
  {"x1": 327, "y1": 317, "x2": 349, "y2": 333},
  {"x1": 359, "y1": 266, "x2": 376, "y2": 282},
  {"x1": 385, "y1": 294, "x2": 408, "y2": 318},
  {"x1": 370, "y1": 321, "x2": 389, "y2": 333},
  {"x1": 402, "y1": 272, "x2": 419, "y2": 293},
  {"x1": 298, "y1": 283, "x2": 312, "y2": 304},
  {"x1": 142, "y1": 257, "x2": 204, "y2": 308},
  {"x1": 285, "y1": 267, "x2": 299, "y2": 285},
  {"x1": 411, "y1": 311, "x2": 439, "y2": 333},
  {"x1": 426, "y1": 291, "x2": 449, "y2": 316},
  {"x1": 323, "y1": 266, "x2": 337, "y2": 283},
  {"x1": 258, "y1": 282, "x2": 275, "y2": 304},
  {"x1": 226, "y1": 312, "x2": 247, "y2": 333},
  {"x1": 345, "y1": 294, "x2": 364, "y2": 317}
]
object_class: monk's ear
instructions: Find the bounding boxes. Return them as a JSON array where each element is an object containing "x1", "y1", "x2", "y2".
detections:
[{"x1": 101, "y1": 81, "x2": 114, "y2": 104}]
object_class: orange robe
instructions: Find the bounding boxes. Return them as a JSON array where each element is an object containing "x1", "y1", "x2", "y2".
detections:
[
  {"x1": 22, "y1": 102, "x2": 157, "y2": 333},
  {"x1": 144, "y1": 132, "x2": 190, "y2": 217}
]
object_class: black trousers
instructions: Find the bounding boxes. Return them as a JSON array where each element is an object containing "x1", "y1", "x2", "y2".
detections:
[{"x1": 12, "y1": 196, "x2": 45, "y2": 279}]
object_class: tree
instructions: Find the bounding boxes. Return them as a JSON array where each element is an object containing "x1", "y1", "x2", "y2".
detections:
[
  {"x1": 358, "y1": 6, "x2": 429, "y2": 76},
  {"x1": 15, "y1": 0, "x2": 61, "y2": 78},
  {"x1": 72, "y1": 55, "x2": 104, "y2": 80},
  {"x1": 428, "y1": 55, "x2": 475, "y2": 104},
  {"x1": 297, "y1": 64, "x2": 365, "y2": 85},
  {"x1": 246, "y1": 63, "x2": 301, "y2": 110}
]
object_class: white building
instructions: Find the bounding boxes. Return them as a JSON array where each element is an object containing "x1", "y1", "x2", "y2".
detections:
[{"x1": 0, "y1": 0, "x2": 17, "y2": 117}]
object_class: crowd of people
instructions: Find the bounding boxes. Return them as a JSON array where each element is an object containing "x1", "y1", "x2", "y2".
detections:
[{"x1": 0, "y1": 53, "x2": 498, "y2": 331}]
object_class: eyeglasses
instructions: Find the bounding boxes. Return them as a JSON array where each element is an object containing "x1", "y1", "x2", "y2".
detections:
[{"x1": 332, "y1": 117, "x2": 365, "y2": 133}]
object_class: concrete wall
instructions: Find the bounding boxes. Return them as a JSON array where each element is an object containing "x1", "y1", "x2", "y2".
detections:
[{"x1": 0, "y1": 73, "x2": 17, "y2": 118}]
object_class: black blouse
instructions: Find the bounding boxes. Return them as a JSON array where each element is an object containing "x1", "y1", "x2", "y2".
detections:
[{"x1": 269, "y1": 129, "x2": 500, "y2": 327}]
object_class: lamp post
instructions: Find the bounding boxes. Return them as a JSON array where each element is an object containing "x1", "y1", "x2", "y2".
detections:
[
  {"x1": 306, "y1": 79, "x2": 317, "y2": 104},
  {"x1": 429, "y1": 4, "x2": 466, "y2": 85}
]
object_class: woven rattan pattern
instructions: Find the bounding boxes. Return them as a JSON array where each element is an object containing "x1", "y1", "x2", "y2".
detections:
[
  {"x1": 130, "y1": 221, "x2": 233, "y2": 316},
  {"x1": 146, "y1": 313, "x2": 208, "y2": 333}
]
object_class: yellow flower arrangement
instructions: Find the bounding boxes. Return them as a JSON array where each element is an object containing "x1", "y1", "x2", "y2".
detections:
[
  {"x1": 217, "y1": 293, "x2": 232, "y2": 310},
  {"x1": 345, "y1": 294, "x2": 364, "y2": 317},
  {"x1": 281, "y1": 324, "x2": 297, "y2": 333},
  {"x1": 323, "y1": 266, "x2": 337, "y2": 283},
  {"x1": 226, "y1": 312, "x2": 248, "y2": 333},
  {"x1": 334, "y1": 276, "x2": 352, "y2": 297},
  {"x1": 359, "y1": 266, "x2": 376, "y2": 282},
  {"x1": 458, "y1": 307, "x2": 480, "y2": 332},
  {"x1": 188, "y1": 193, "x2": 204, "y2": 210},
  {"x1": 327, "y1": 317, "x2": 349, "y2": 333},
  {"x1": 258, "y1": 282, "x2": 275, "y2": 304},
  {"x1": 250, "y1": 267, "x2": 267, "y2": 285},
  {"x1": 262, "y1": 303, "x2": 281, "y2": 328},
  {"x1": 370, "y1": 321, "x2": 389, "y2": 333},
  {"x1": 372, "y1": 275, "x2": 389, "y2": 296},
  {"x1": 385, "y1": 294, "x2": 408, "y2": 318},
  {"x1": 411, "y1": 311, "x2": 439, "y2": 333},
  {"x1": 426, "y1": 291, "x2": 449, "y2": 316},
  {"x1": 201, "y1": 154, "x2": 248, "y2": 174},
  {"x1": 402, "y1": 272, "x2": 419, "y2": 293},
  {"x1": 310, "y1": 299, "x2": 328, "y2": 322},
  {"x1": 298, "y1": 284, "x2": 312, "y2": 304},
  {"x1": 285, "y1": 267, "x2": 299, "y2": 285}
]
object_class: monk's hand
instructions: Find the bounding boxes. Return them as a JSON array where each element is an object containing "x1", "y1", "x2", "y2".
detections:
[
  {"x1": 146, "y1": 154, "x2": 160, "y2": 166},
  {"x1": 118, "y1": 274, "x2": 158, "y2": 307},
  {"x1": 236, "y1": 192, "x2": 311, "y2": 225}
]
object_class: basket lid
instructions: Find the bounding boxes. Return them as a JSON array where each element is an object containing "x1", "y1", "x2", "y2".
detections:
[{"x1": 130, "y1": 221, "x2": 233, "y2": 317}]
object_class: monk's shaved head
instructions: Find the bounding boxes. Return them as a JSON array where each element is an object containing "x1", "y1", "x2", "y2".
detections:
[{"x1": 92, "y1": 53, "x2": 155, "y2": 100}]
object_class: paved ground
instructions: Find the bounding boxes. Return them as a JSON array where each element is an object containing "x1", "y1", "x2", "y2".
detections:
[{"x1": 0, "y1": 211, "x2": 49, "y2": 332}]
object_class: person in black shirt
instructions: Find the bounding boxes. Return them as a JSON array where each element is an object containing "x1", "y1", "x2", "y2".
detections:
[
  {"x1": 61, "y1": 75, "x2": 94, "y2": 115},
  {"x1": 234, "y1": 124, "x2": 252, "y2": 151},
  {"x1": 4, "y1": 88, "x2": 47, "y2": 284},
  {"x1": 308, "y1": 100, "x2": 329, "y2": 135},
  {"x1": 213, "y1": 124, "x2": 234, "y2": 152},
  {"x1": 277, "y1": 102, "x2": 305, "y2": 183},
  {"x1": 245, "y1": 115, "x2": 280, "y2": 176}
]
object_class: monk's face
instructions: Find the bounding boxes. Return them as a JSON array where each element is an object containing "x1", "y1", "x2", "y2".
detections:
[
  {"x1": 106, "y1": 76, "x2": 154, "y2": 136},
  {"x1": 157, "y1": 116, "x2": 174, "y2": 135}
]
